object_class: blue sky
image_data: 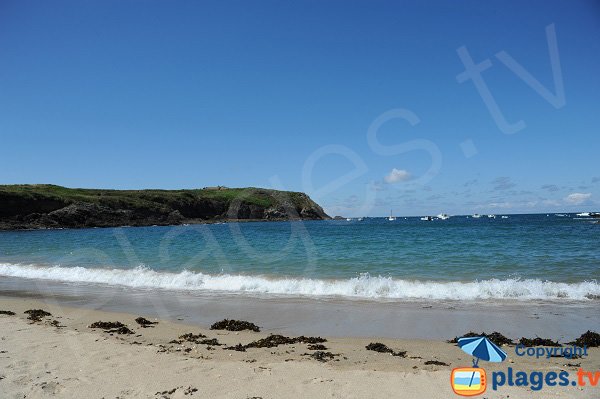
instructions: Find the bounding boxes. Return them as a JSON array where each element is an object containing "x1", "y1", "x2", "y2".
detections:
[{"x1": 1, "y1": 0, "x2": 599, "y2": 216}]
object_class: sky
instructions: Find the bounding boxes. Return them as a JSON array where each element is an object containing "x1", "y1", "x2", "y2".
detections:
[{"x1": 1, "y1": 0, "x2": 599, "y2": 216}]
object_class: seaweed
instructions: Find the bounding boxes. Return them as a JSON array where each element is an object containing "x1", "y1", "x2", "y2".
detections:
[
  {"x1": 424, "y1": 360, "x2": 449, "y2": 366},
  {"x1": 306, "y1": 351, "x2": 337, "y2": 362},
  {"x1": 0, "y1": 310, "x2": 15, "y2": 316},
  {"x1": 570, "y1": 331, "x2": 600, "y2": 347},
  {"x1": 89, "y1": 321, "x2": 133, "y2": 334},
  {"x1": 307, "y1": 344, "x2": 327, "y2": 351},
  {"x1": 24, "y1": 309, "x2": 52, "y2": 322},
  {"x1": 108, "y1": 326, "x2": 135, "y2": 335},
  {"x1": 246, "y1": 334, "x2": 296, "y2": 349},
  {"x1": 198, "y1": 338, "x2": 222, "y2": 346},
  {"x1": 135, "y1": 317, "x2": 158, "y2": 328},
  {"x1": 448, "y1": 331, "x2": 514, "y2": 346},
  {"x1": 295, "y1": 336, "x2": 327, "y2": 344},
  {"x1": 210, "y1": 319, "x2": 261, "y2": 332},
  {"x1": 224, "y1": 344, "x2": 247, "y2": 352},
  {"x1": 89, "y1": 321, "x2": 126, "y2": 329},
  {"x1": 178, "y1": 333, "x2": 207, "y2": 343},
  {"x1": 365, "y1": 342, "x2": 406, "y2": 357},
  {"x1": 518, "y1": 337, "x2": 561, "y2": 347}
]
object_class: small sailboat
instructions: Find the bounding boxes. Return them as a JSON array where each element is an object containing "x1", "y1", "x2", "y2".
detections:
[{"x1": 388, "y1": 210, "x2": 396, "y2": 221}]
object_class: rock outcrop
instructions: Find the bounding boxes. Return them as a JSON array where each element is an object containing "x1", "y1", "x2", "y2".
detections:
[{"x1": 0, "y1": 185, "x2": 330, "y2": 230}]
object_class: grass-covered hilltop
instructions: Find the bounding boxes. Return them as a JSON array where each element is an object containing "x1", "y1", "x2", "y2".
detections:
[{"x1": 0, "y1": 184, "x2": 330, "y2": 230}]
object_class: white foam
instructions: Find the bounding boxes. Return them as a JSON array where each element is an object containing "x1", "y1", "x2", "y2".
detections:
[{"x1": 0, "y1": 263, "x2": 598, "y2": 301}]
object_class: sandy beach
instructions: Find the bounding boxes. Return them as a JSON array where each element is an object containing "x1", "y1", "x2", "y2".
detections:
[{"x1": 1, "y1": 295, "x2": 598, "y2": 398}]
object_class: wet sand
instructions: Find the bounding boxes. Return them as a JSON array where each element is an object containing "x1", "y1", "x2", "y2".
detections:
[
  {"x1": 0, "y1": 276, "x2": 598, "y2": 340},
  {"x1": 1, "y1": 293, "x2": 599, "y2": 398}
]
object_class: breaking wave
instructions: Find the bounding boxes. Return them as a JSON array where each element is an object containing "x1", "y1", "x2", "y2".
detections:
[{"x1": 0, "y1": 263, "x2": 599, "y2": 301}]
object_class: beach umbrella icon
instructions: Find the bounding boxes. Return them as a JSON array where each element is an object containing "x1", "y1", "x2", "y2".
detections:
[{"x1": 458, "y1": 336, "x2": 507, "y2": 367}]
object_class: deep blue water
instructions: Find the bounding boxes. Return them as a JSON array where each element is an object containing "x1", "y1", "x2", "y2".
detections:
[{"x1": 0, "y1": 214, "x2": 599, "y2": 301}]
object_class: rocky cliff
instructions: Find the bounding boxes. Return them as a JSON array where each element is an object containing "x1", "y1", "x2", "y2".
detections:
[{"x1": 0, "y1": 185, "x2": 330, "y2": 230}]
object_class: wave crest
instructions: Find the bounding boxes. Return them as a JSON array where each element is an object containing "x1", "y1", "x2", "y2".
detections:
[{"x1": 0, "y1": 263, "x2": 598, "y2": 301}]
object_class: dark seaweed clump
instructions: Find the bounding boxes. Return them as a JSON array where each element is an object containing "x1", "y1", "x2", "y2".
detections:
[
  {"x1": 295, "y1": 335, "x2": 327, "y2": 344},
  {"x1": 24, "y1": 309, "x2": 52, "y2": 322},
  {"x1": 178, "y1": 333, "x2": 207, "y2": 343},
  {"x1": 135, "y1": 317, "x2": 158, "y2": 327},
  {"x1": 246, "y1": 334, "x2": 296, "y2": 349},
  {"x1": 0, "y1": 310, "x2": 16, "y2": 316},
  {"x1": 570, "y1": 331, "x2": 600, "y2": 347},
  {"x1": 424, "y1": 360, "x2": 449, "y2": 366},
  {"x1": 171, "y1": 333, "x2": 221, "y2": 346},
  {"x1": 223, "y1": 334, "x2": 328, "y2": 351},
  {"x1": 518, "y1": 337, "x2": 561, "y2": 347},
  {"x1": 224, "y1": 343, "x2": 247, "y2": 352},
  {"x1": 306, "y1": 351, "x2": 337, "y2": 362},
  {"x1": 307, "y1": 344, "x2": 327, "y2": 351},
  {"x1": 448, "y1": 331, "x2": 514, "y2": 346},
  {"x1": 365, "y1": 342, "x2": 406, "y2": 357},
  {"x1": 198, "y1": 338, "x2": 222, "y2": 346},
  {"x1": 89, "y1": 321, "x2": 134, "y2": 334},
  {"x1": 89, "y1": 321, "x2": 126, "y2": 329},
  {"x1": 210, "y1": 319, "x2": 261, "y2": 332}
]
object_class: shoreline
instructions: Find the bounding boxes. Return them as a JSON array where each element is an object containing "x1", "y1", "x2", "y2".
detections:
[
  {"x1": 1, "y1": 295, "x2": 599, "y2": 398},
  {"x1": 1, "y1": 278, "x2": 599, "y2": 341}
]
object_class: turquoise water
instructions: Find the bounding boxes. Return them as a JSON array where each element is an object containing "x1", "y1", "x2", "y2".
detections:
[{"x1": 0, "y1": 214, "x2": 599, "y2": 301}]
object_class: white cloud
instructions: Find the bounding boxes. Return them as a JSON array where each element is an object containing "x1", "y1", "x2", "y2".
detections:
[
  {"x1": 384, "y1": 168, "x2": 410, "y2": 184},
  {"x1": 564, "y1": 192, "x2": 592, "y2": 205}
]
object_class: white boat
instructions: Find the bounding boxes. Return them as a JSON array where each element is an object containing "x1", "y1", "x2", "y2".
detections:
[
  {"x1": 487, "y1": 214, "x2": 496, "y2": 219},
  {"x1": 437, "y1": 213, "x2": 450, "y2": 220},
  {"x1": 357, "y1": 217, "x2": 364, "y2": 221},
  {"x1": 346, "y1": 218, "x2": 352, "y2": 221},
  {"x1": 555, "y1": 214, "x2": 567, "y2": 217},
  {"x1": 471, "y1": 214, "x2": 481, "y2": 218},
  {"x1": 388, "y1": 210, "x2": 396, "y2": 221},
  {"x1": 420, "y1": 216, "x2": 434, "y2": 221},
  {"x1": 501, "y1": 215, "x2": 508, "y2": 219},
  {"x1": 576, "y1": 212, "x2": 590, "y2": 217}
]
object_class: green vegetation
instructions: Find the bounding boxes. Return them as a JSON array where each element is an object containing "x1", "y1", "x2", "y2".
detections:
[{"x1": 0, "y1": 184, "x2": 329, "y2": 229}]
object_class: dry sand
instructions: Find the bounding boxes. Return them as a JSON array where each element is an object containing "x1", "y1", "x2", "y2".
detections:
[{"x1": 0, "y1": 296, "x2": 598, "y2": 398}]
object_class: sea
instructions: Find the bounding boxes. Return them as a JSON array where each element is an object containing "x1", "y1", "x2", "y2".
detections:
[{"x1": 1, "y1": 213, "x2": 599, "y2": 303}]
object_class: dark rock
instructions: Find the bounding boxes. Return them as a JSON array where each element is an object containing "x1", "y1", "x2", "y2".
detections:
[
  {"x1": 307, "y1": 344, "x2": 327, "y2": 350},
  {"x1": 0, "y1": 185, "x2": 330, "y2": 230},
  {"x1": 210, "y1": 319, "x2": 260, "y2": 332},
  {"x1": 365, "y1": 342, "x2": 406, "y2": 357},
  {"x1": 24, "y1": 309, "x2": 52, "y2": 322}
]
